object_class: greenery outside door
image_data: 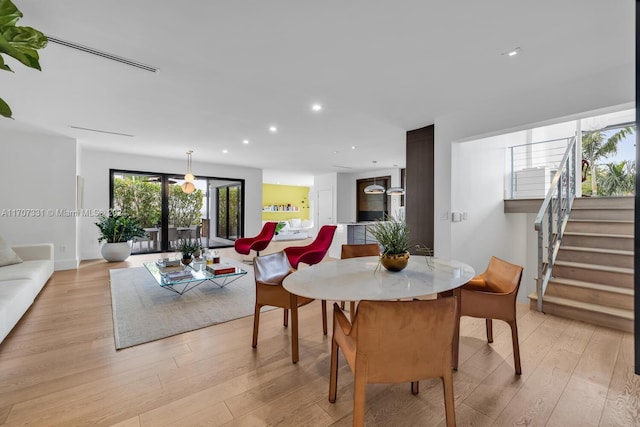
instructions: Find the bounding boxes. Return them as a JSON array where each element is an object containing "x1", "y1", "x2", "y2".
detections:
[{"x1": 217, "y1": 184, "x2": 241, "y2": 240}]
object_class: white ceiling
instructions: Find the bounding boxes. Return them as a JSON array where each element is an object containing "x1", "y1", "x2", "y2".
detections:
[{"x1": 1, "y1": 1, "x2": 634, "y2": 179}]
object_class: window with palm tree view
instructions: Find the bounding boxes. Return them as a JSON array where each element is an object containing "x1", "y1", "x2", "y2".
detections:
[{"x1": 582, "y1": 124, "x2": 636, "y2": 197}]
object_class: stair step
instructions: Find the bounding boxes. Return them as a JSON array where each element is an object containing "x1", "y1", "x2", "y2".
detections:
[
  {"x1": 559, "y1": 246, "x2": 633, "y2": 256},
  {"x1": 557, "y1": 246, "x2": 633, "y2": 268},
  {"x1": 528, "y1": 293, "x2": 633, "y2": 332},
  {"x1": 571, "y1": 196, "x2": 634, "y2": 210},
  {"x1": 569, "y1": 208, "x2": 634, "y2": 221},
  {"x1": 554, "y1": 260, "x2": 633, "y2": 274},
  {"x1": 561, "y1": 232, "x2": 633, "y2": 251},
  {"x1": 565, "y1": 219, "x2": 634, "y2": 235},
  {"x1": 552, "y1": 261, "x2": 633, "y2": 288},
  {"x1": 545, "y1": 277, "x2": 634, "y2": 310},
  {"x1": 548, "y1": 277, "x2": 634, "y2": 295}
]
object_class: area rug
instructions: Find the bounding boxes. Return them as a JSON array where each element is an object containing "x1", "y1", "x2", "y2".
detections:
[{"x1": 109, "y1": 261, "x2": 259, "y2": 349}]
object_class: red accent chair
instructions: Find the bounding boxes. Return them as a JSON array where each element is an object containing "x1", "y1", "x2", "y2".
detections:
[
  {"x1": 283, "y1": 225, "x2": 338, "y2": 269},
  {"x1": 234, "y1": 222, "x2": 278, "y2": 258}
]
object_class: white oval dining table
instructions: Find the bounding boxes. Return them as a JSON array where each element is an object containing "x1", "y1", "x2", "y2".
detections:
[
  {"x1": 282, "y1": 255, "x2": 475, "y2": 364},
  {"x1": 284, "y1": 255, "x2": 474, "y2": 301}
]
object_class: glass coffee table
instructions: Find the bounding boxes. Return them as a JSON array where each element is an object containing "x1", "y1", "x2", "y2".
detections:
[{"x1": 144, "y1": 259, "x2": 248, "y2": 295}]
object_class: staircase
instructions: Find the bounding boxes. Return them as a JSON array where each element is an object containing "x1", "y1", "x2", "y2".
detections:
[{"x1": 529, "y1": 196, "x2": 634, "y2": 332}]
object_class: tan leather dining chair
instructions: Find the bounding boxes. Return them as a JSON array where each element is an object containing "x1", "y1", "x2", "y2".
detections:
[
  {"x1": 329, "y1": 298, "x2": 458, "y2": 427},
  {"x1": 459, "y1": 256, "x2": 524, "y2": 374},
  {"x1": 252, "y1": 251, "x2": 327, "y2": 363},
  {"x1": 340, "y1": 243, "x2": 380, "y2": 321}
]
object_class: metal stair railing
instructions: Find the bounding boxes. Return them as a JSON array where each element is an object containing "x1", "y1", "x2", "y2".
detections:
[{"x1": 533, "y1": 136, "x2": 577, "y2": 312}]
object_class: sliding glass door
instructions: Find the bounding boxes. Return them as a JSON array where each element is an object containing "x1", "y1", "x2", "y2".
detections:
[
  {"x1": 110, "y1": 170, "x2": 244, "y2": 254},
  {"x1": 216, "y1": 183, "x2": 241, "y2": 241}
]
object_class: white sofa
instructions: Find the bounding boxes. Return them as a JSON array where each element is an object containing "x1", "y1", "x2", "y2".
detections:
[
  {"x1": 272, "y1": 219, "x2": 314, "y2": 241},
  {"x1": 0, "y1": 244, "x2": 54, "y2": 344}
]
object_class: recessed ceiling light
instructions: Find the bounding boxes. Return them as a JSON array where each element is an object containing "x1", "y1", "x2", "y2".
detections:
[
  {"x1": 269, "y1": 125, "x2": 277, "y2": 133},
  {"x1": 242, "y1": 139, "x2": 249, "y2": 144},
  {"x1": 351, "y1": 146, "x2": 357, "y2": 150},
  {"x1": 503, "y1": 47, "x2": 521, "y2": 57},
  {"x1": 311, "y1": 103, "x2": 322, "y2": 112},
  {"x1": 222, "y1": 149, "x2": 228, "y2": 154},
  {"x1": 333, "y1": 150, "x2": 338, "y2": 154}
]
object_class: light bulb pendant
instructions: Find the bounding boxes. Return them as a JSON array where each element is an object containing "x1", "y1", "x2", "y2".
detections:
[{"x1": 182, "y1": 150, "x2": 196, "y2": 192}]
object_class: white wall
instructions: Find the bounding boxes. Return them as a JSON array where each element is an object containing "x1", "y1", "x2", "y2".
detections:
[
  {"x1": 450, "y1": 135, "x2": 529, "y2": 300},
  {"x1": 78, "y1": 147, "x2": 263, "y2": 260},
  {"x1": 336, "y1": 173, "x2": 354, "y2": 223},
  {"x1": 0, "y1": 125, "x2": 78, "y2": 270},
  {"x1": 312, "y1": 173, "x2": 338, "y2": 227}
]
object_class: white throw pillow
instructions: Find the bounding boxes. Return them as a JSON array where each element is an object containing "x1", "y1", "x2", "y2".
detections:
[
  {"x1": 0, "y1": 235, "x2": 22, "y2": 267},
  {"x1": 289, "y1": 218, "x2": 302, "y2": 228}
]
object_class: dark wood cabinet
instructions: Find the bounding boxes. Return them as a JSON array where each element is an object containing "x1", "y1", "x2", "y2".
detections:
[{"x1": 406, "y1": 125, "x2": 434, "y2": 253}]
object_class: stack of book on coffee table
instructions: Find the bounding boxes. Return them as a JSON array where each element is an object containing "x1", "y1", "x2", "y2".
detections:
[
  {"x1": 206, "y1": 263, "x2": 237, "y2": 276},
  {"x1": 163, "y1": 270, "x2": 193, "y2": 282}
]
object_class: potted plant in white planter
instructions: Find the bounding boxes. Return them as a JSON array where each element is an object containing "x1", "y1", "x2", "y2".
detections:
[{"x1": 95, "y1": 210, "x2": 146, "y2": 262}]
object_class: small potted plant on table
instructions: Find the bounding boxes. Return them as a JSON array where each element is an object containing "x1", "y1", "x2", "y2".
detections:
[
  {"x1": 368, "y1": 214, "x2": 410, "y2": 272},
  {"x1": 177, "y1": 239, "x2": 201, "y2": 265}
]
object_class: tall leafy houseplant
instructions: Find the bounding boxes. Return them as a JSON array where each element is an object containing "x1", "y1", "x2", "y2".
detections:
[
  {"x1": 0, "y1": 0, "x2": 48, "y2": 118},
  {"x1": 95, "y1": 211, "x2": 146, "y2": 243},
  {"x1": 95, "y1": 211, "x2": 146, "y2": 262}
]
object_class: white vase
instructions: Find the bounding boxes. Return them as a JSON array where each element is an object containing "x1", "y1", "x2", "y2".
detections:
[{"x1": 101, "y1": 241, "x2": 132, "y2": 262}]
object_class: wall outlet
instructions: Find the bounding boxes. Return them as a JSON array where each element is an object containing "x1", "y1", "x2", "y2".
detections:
[{"x1": 60, "y1": 245, "x2": 66, "y2": 253}]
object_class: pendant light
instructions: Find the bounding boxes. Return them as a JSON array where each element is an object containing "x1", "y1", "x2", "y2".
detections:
[
  {"x1": 363, "y1": 161, "x2": 385, "y2": 194},
  {"x1": 181, "y1": 150, "x2": 196, "y2": 194},
  {"x1": 386, "y1": 187, "x2": 405, "y2": 196},
  {"x1": 364, "y1": 180, "x2": 385, "y2": 194}
]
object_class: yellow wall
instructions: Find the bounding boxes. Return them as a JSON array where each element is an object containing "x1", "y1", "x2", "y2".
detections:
[{"x1": 262, "y1": 184, "x2": 310, "y2": 221}]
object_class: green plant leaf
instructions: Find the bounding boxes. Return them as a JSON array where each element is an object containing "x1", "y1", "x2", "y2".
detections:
[
  {"x1": 0, "y1": 26, "x2": 46, "y2": 70},
  {"x1": 3, "y1": 25, "x2": 47, "y2": 49},
  {"x1": 0, "y1": 32, "x2": 30, "y2": 68},
  {"x1": 0, "y1": 0, "x2": 22, "y2": 27},
  {"x1": 0, "y1": 54, "x2": 12, "y2": 71},
  {"x1": 368, "y1": 215, "x2": 409, "y2": 255},
  {"x1": 0, "y1": 96, "x2": 12, "y2": 118},
  {"x1": 0, "y1": 0, "x2": 46, "y2": 119}
]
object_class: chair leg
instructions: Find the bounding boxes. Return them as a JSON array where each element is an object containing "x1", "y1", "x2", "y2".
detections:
[
  {"x1": 329, "y1": 338, "x2": 339, "y2": 403},
  {"x1": 411, "y1": 381, "x2": 419, "y2": 395},
  {"x1": 340, "y1": 301, "x2": 345, "y2": 309},
  {"x1": 452, "y1": 288, "x2": 462, "y2": 370},
  {"x1": 349, "y1": 301, "x2": 356, "y2": 323},
  {"x1": 283, "y1": 309, "x2": 288, "y2": 327},
  {"x1": 442, "y1": 371, "x2": 456, "y2": 427},
  {"x1": 486, "y1": 318, "x2": 493, "y2": 343},
  {"x1": 252, "y1": 304, "x2": 261, "y2": 348},
  {"x1": 509, "y1": 320, "x2": 522, "y2": 375},
  {"x1": 290, "y1": 294, "x2": 299, "y2": 364},
  {"x1": 352, "y1": 375, "x2": 367, "y2": 427},
  {"x1": 321, "y1": 300, "x2": 327, "y2": 335}
]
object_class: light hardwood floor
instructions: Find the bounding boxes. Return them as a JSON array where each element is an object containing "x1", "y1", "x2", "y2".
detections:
[{"x1": 0, "y1": 244, "x2": 638, "y2": 426}]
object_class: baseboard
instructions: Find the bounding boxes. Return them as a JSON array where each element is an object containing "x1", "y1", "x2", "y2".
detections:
[{"x1": 55, "y1": 258, "x2": 79, "y2": 271}]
